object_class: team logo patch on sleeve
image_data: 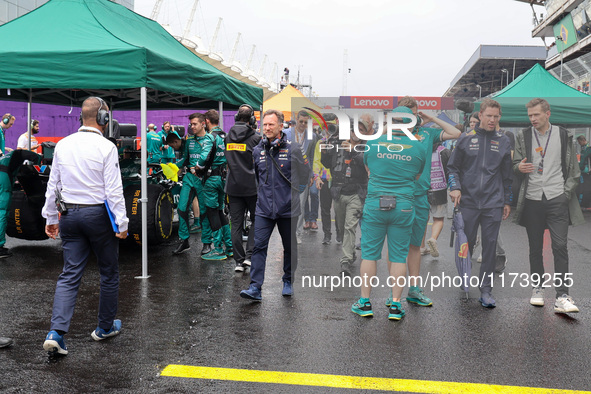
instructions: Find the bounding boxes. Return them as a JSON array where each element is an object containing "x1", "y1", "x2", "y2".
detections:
[{"x1": 227, "y1": 143, "x2": 246, "y2": 151}]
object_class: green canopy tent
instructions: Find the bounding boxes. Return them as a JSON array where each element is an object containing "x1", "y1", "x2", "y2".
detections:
[
  {"x1": 475, "y1": 64, "x2": 591, "y2": 127},
  {"x1": 0, "y1": 0, "x2": 264, "y2": 277}
]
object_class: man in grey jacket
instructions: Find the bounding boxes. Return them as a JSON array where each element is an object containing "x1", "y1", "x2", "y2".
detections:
[{"x1": 513, "y1": 98, "x2": 584, "y2": 314}]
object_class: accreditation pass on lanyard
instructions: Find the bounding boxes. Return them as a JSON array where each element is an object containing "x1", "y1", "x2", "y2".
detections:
[{"x1": 533, "y1": 127, "x2": 552, "y2": 175}]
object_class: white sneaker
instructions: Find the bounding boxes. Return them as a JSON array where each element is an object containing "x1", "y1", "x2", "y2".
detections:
[
  {"x1": 243, "y1": 259, "x2": 251, "y2": 267},
  {"x1": 420, "y1": 247, "x2": 430, "y2": 256},
  {"x1": 426, "y1": 238, "x2": 439, "y2": 258},
  {"x1": 530, "y1": 287, "x2": 544, "y2": 306},
  {"x1": 476, "y1": 254, "x2": 482, "y2": 263},
  {"x1": 554, "y1": 294, "x2": 579, "y2": 313},
  {"x1": 296, "y1": 233, "x2": 302, "y2": 244}
]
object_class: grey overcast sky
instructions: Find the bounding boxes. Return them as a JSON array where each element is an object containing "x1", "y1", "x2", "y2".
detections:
[{"x1": 134, "y1": 0, "x2": 545, "y2": 97}]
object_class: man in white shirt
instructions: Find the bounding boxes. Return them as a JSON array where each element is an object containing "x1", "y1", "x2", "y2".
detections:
[
  {"x1": 17, "y1": 119, "x2": 40, "y2": 151},
  {"x1": 513, "y1": 98, "x2": 584, "y2": 314},
  {"x1": 41, "y1": 97, "x2": 128, "y2": 356}
]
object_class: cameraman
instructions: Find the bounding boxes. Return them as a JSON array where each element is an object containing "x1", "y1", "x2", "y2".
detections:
[{"x1": 321, "y1": 116, "x2": 371, "y2": 275}]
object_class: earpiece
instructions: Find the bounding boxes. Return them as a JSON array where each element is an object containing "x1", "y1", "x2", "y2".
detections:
[{"x1": 2, "y1": 114, "x2": 12, "y2": 125}]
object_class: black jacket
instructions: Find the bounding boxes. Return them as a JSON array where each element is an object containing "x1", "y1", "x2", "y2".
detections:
[
  {"x1": 224, "y1": 122, "x2": 261, "y2": 196},
  {"x1": 321, "y1": 142, "x2": 368, "y2": 200}
]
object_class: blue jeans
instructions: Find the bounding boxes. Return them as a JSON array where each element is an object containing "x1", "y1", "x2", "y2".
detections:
[
  {"x1": 50, "y1": 205, "x2": 119, "y2": 333},
  {"x1": 304, "y1": 182, "x2": 319, "y2": 222}
]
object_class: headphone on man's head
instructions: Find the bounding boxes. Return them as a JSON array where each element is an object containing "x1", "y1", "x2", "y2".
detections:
[
  {"x1": 94, "y1": 97, "x2": 110, "y2": 126},
  {"x1": 235, "y1": 104, "x2": 257, "y2": 127},
  {"x1": 2, "y1": 114, "x2": 12, "y2": 125}
]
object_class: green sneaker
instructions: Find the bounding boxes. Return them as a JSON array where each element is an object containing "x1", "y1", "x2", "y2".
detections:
[
  {"x1": 385, "y1": 297, "x2": 393, "y2": 307},
  {"x1": 406, "y1": 287, "x2": 433, "y2": 307},
  {"x1": 225, "y1": 247, "x2": 234, "y2": 257},
  {"x1": 388, "y1": 302, "x2": 406, "y2": 320},
  {"x1": 351, "y1": 299, "x2": 373, "y2": 317},
  {"x1": 201, "y1": 248, "x2": 227, "y2": 261},
  {"x1": 189, "y1": 224, "x2": 202, "y2": 234}
]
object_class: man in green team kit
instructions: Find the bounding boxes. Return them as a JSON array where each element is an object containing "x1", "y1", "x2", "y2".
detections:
[
  {"x1": 392, "y1": 96, "x2": 461, "y2": 308},
  {"x1": 201, "y1": 109, "x2": 232, "y2": 260},
  {"x1": 352, "y1": 106, "x2": 426, "y2": 320},
  {"x1": 167, "y1": 115, "x2": 206, "y2": 255}
]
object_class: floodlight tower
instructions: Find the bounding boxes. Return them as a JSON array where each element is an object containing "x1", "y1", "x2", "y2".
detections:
[{"x1": 151, "y1": 0, "x2": 164, "y2": 20}]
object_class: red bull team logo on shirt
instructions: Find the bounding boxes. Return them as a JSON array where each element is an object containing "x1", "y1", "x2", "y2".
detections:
[{"x1": 458, "y1": 242, "x2": 469, "y2": 258}]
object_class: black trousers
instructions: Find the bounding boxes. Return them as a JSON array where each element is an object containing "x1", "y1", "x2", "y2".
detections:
[
  {"x1": 228, "y1": 195, "x2": 257, "y2": 264},
  {"x1": 319, "y1": 183, "x2": 333, "y2": 237},
  {"x1": 523, "y1": 193, "x2": 570, "y2": 296}
]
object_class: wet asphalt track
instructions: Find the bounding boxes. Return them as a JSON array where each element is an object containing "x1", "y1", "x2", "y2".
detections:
[{"x1": 1, "y1": 212, "x2": 590, "y2": 393}]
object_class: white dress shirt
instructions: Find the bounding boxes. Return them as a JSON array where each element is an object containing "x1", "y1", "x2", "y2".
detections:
[{"x1": 42, "y1": 127, "x2": 129, "y2": 232}]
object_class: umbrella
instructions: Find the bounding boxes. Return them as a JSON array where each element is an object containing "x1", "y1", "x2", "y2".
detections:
[{"x1": 450, "y1": 207, "x2": 471, "y2": 294}]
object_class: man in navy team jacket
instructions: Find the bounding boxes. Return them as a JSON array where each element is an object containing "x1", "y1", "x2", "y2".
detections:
[{"x1": 240, "y1": 109, "x2": 310, "y2": 301}]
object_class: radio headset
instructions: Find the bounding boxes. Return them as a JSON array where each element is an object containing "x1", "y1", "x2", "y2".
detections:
[
  {"x1": 78, "y1": 97, "x2": 110, "y2": 126},
  {"x1": 94, "y1": 97, "x2": 110, "y2": 126},
  {"x1": 235, "y1": 104, "x2": 257, "y2": 127},
  {"x1": 262, "y1": 132, "x2": 285, "y2": 151},
  {"x1": 2, "y1": 114, "x2": 12, "y2": 125}
]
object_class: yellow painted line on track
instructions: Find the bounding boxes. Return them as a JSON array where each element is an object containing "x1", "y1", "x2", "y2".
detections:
[{"x1": 160, "y1": 365, "x2": 589, "y2": 393}]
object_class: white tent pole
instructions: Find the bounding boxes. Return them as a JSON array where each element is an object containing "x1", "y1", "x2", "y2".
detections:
[
  {"x1": 27, "y1": 89, "x2": 32, "y2": 151},
  {"x1": 136, "y1": 87, "x2": 150, "y2": 279},
  {"x1": 218, "y1": 101, "x2": 223, "y2": 130}
]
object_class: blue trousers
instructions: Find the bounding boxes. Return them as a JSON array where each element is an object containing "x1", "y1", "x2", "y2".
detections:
[
  {"x1": 249, "y1": 216, "x2": 297, "y2": 289},
  {"x1": 50, "y1": 205, "x2": 119, "y2": 333}
]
